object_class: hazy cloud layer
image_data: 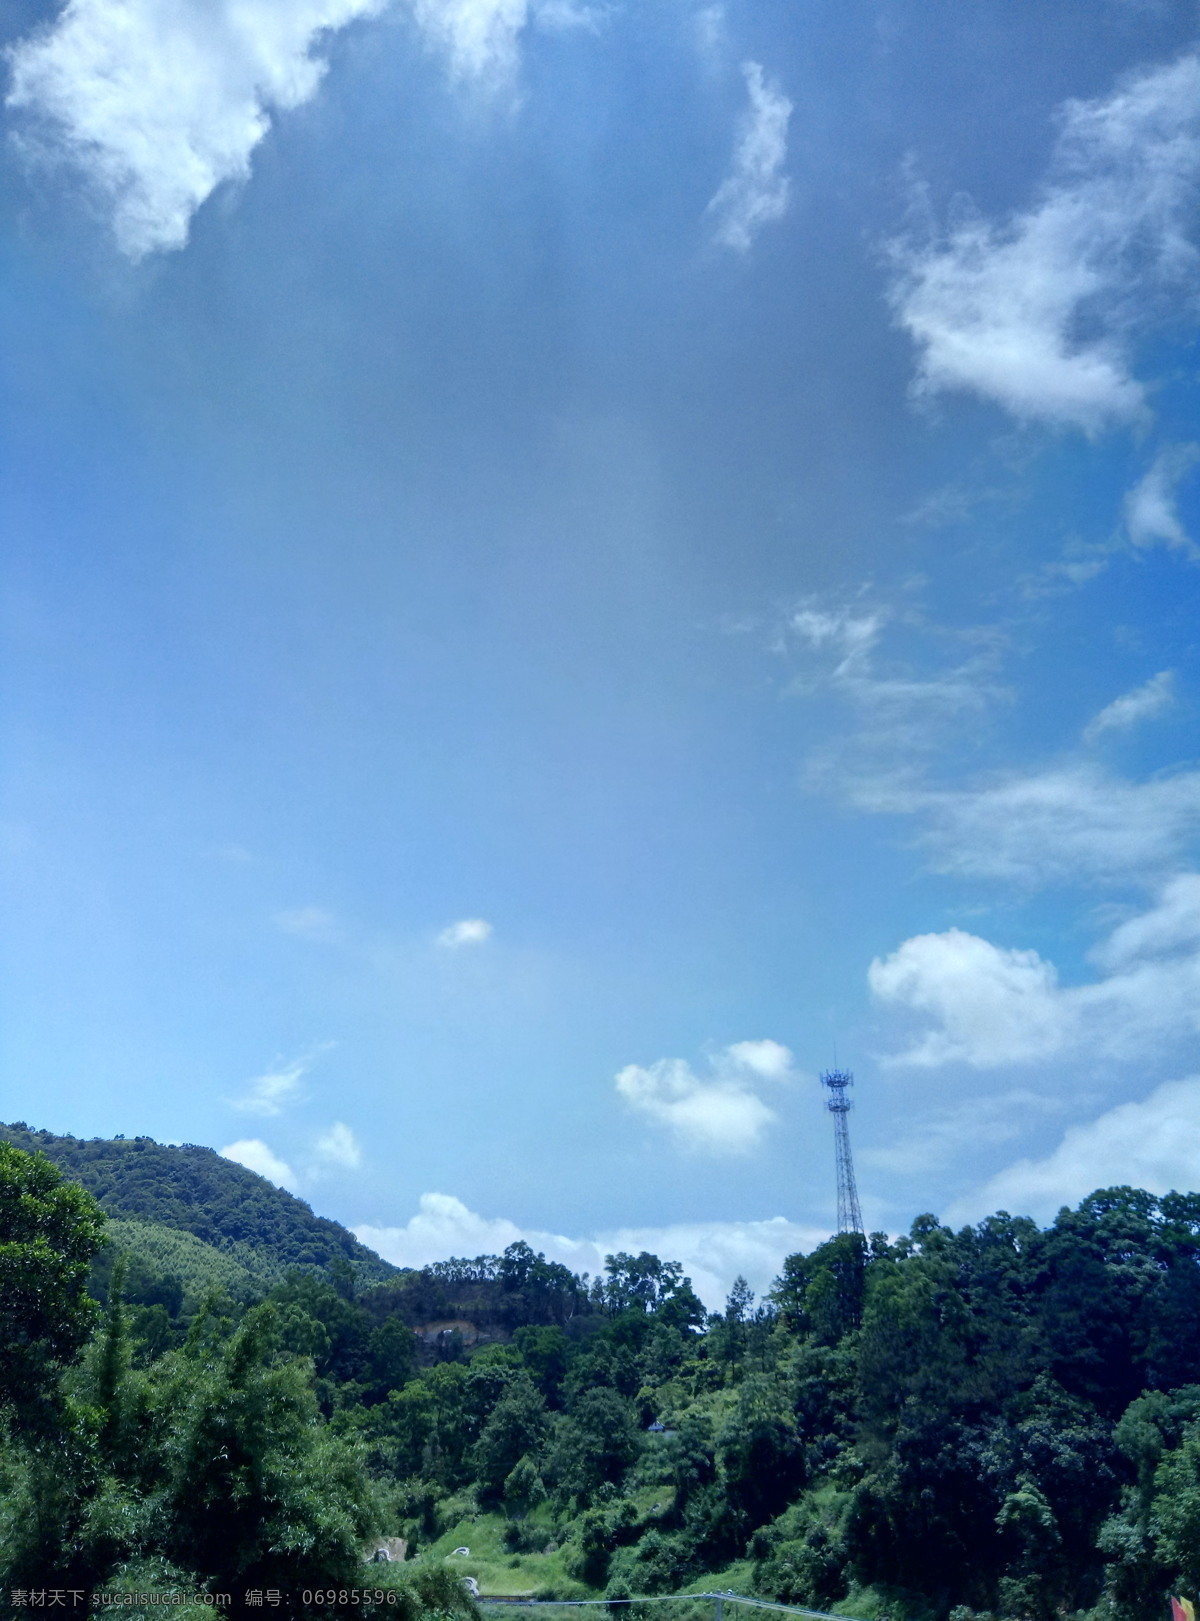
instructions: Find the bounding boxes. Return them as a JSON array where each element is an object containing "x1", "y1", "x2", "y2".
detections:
[
  {"x1": 615, "y1": 1039, "x2": 795, "y2": 1154},
  {"x1": 707, "y1": 60, "x2": 791, "y2": 252},
  {"x1": 870, "y1": 873, "x2": 1200, "y2": 1067},
  {"x1": 890, "y1": 52, "x2": 1200, "y2": 429},
  {"x1": 945, "y1": 1073, "x2": 1200, "y2": 1225},
  {"x1": 356, "y1": 1190, "x2": 826, "y2": 1307}
]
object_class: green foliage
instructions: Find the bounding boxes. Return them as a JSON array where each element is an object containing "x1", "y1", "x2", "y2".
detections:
[
  {"x1": 0, "y1": 1142, "x2": 105, "y2": 1429},
  {"x1": 14, "y1": 1126, "x2": 1200, "y2": 1621}
]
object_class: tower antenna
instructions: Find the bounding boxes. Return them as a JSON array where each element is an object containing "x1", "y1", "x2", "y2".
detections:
[{"x1": 820, "y1": 1068, "x2": 864, "y2": 1236}]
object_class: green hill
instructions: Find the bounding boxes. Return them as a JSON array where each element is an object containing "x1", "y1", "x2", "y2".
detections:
[{"x1": 0, "y1": 1121, "x2": 395, "y2": 1286}]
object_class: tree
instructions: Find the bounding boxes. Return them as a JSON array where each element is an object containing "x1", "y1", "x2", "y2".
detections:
[
  {"x1": 158, "y1": 1304, "x2": 379, "y2": 1598},
  {"x1": 0, "y1": 1143, "x2": 105, "y2": 1429}
]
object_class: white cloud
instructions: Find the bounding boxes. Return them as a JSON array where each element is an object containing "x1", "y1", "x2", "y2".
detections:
[
  {"x1": 409, "y1": 0, "x2": 528, "y2": 82},
  {"x1": 725, "y1": 1038, "x2": 793, "y2": 1080},
  {"x1": 707, "y1": 60, "x2": 791, "y2": 252},
  {"x1": 1124, "y1": 445, "x2": 1200, "y2": 556},
  {"x1": 905, "y1": 763, "x2": 1200, "y2": 885},
  {"x1": 1083, "y1": 670, "x2": 1175, "y2": 743},
  {"x1": 870, "y1": 929, "x2": 1072, "y2": 1067},
  {"x1": 355, "y1": 1191, "x2": 827, "y2": 1308},
  {"x1": 220, "y1": 1137, "x2": 299, "y2": 1189},
  {"x1": 945, "y1": 1074, "x2": 1200, "y2": 1225},
  {"x1": 890, "y1": 52, "x2": 1200, "y2": 429},
  {"x1": 437, "y1": 916, "x2": 493, "y2": 947},
  {"x1": 870, "y1": 873, "x2": 1200, "y2": 1067},
  {"x1": 408, "y1": 0, "x2": 592, "y2": 86},
  {"x1": 615, "y1": 1039, "x2": 795, "y2": 1155},
  {"x1": 314, "y1": 1120, "x2": 362, "y2": 1168},
  {"x1": 1092, "y1": 871, "x2": 1200, "y2": 969},
  {"x1": 231, "y1": 1058, "x2": 308, "y2": 1115},
  {"x1": 7, "y1": 0, "x2": 386, "y2": 258}
]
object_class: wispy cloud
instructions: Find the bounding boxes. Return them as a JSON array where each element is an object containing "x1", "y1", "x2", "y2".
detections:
[
  {"x1": 859, "y1": 1088, "x2": 1067, "y2": 1177},
  {"x1": 356, "y1": 1191, "x2": 827, "y2": 1308},
  {"x1": 6, "y1": 0, "x2": 387, "y2": 258},
  {"x1": 869, "y1": 873, "x2": 1200, "y2": 1068},
  {"x1": 889, "y1": 51, "x2": 1200, "y2": 429},
  {"x1": 944, "y1": 1073, "x2": 1200, "y2": 1225},
  {"x1": 437, "y1": 916, "x2": 493, "y2": 947},
  {"x1": 615, "y1": 1039, "x2": 795, "y2": 1155},
  {"x1": 907, "y1": 763, "x2": 1200, "y2": 885},
  {"x1": 707, "y1": 61, "x2": 791, "y2": 252},
  {"x1": 409, "y1": 0, "x2": 529, "y2": 83},
  {"x1": 220, "y1": 1137, "x2": 299, "y2": 1190},
  {"x1": 408, "y1": 0, "x2": 594, "y2": 87},
  {"x1": 1083, "y1": 670, "x2": 1175, "y2": 743},
  {"x1": 785, "y1": 599, "x2": 1198, "y2": 888},
  {"x1": 230, "y1": 1043, "x2": 333, "y2": 1114},
  {"x1": 1124, "y1": 445, "x2": 1200, "y2": 556},
  {"x1": 231, "y1": 1057, "x2": 308, "y2": 1116}
]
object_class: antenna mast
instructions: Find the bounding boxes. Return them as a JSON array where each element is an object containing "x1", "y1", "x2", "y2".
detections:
[{"x1": 821, "y1": 1069, "x2": 864, "y2": 1236}]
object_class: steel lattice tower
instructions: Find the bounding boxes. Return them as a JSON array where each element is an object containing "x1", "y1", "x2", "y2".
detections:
[{"x1": 821, "y1": 1069, "x2": 864, "y2": 1236}]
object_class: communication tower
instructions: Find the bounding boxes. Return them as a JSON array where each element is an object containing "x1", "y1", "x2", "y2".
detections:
[{"x1": 821, "y1": 1068, "x2": 864, "y2": 1236}]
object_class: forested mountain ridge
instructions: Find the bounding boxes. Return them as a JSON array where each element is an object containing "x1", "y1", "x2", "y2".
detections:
[
  {"x1": 0, "y1": 1121, "x2": 396, "y2": 1285},
  {"x1": 5, "y1": 1129, "x2": 1200, "y2": 1621}
]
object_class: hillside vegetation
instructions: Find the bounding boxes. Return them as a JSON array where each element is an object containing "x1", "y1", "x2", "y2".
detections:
[
  {"x1": 4, "y1": 1130, "x2": 1200, "y2": 1621},
  {"x1": 0, "y1": 1122, "x2": 395, "y2": 1284}
]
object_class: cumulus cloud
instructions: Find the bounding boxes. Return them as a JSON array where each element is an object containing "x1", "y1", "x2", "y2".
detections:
[
  {"x1": 355, "y1": 1191, "x2": 827, "y2": 1308},
  {"x1": 6, "y1": 0, "x2": 388, "y2": 258},
  {"x1": 870, "y1": 929, "x2": 1068, "y2": 1067},
  {"x1": 437, "y1": 917, "x2": 493, "y2": 947},
  {"x1": 220, "y1": 1137, "x2": 299, "y2": 1189},
  {"x1": 1083, "y1": 670, "x2": 1175, "y2": 743},
  {"x1": 615, "y1": 1040, "x2": 795, "y2": 1155},
  {"x1": 870, "y1": 873, "x2": 1200, "y2": 1067},
  {"x1": 707, "y1": 60, "x2": 791, "y2": 252},
  {"x1": 231, "y1": 1057, "x2": 308, "y2": 1115},
  {"x1": 314, "y1": 1120, "x2": 363, "y2": 1168},
  {"x1": 889, "y1": 51, "x2": 1200, "y2": 429},
  {"x1": 1124, "y1": 445, "x2": 1200, "y2": 556},
  {"x1": 945, "y1": 1074, "x2": 1200, "y2": 1226}
]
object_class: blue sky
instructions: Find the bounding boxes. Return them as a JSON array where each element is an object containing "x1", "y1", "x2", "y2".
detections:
[{"x1": 4, "y1": 0, "x2": 1200, "y2": 1304}]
